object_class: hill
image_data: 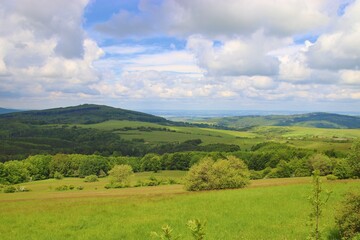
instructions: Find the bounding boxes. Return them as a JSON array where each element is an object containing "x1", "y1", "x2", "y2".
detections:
[
  {"x1": 0, "y1": 104, "x2": 170, "y2": 125},
  {"x1": 205, "y1": 112, "x2": 360, "y2": 129},
  {"x1": 0, "y1": 108, "x2": 22, "y2": 114}
]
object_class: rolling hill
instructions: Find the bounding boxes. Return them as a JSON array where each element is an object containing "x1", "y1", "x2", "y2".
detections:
[
  {"x1": 0, "y1": 108, "x2": 22, "y2": 114},
  {"x1": 0, "y1": 104, "x2": 171, "y2": 125},
  {"x1": 205, "y1": 112, "x2": 360, "y2": 129}
]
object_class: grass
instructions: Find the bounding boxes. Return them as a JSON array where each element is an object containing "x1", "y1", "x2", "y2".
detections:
[
  {"x1": 73, "y1": 120, "x2": 359, "y2": 153},
  {"x1": 1, "y1": 173, "x2": 359, "y2": 239}
]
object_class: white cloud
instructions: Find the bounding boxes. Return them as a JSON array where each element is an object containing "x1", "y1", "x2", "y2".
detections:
[{"x1": 96, "y1": 0, "x2": 333, "y2": 38}]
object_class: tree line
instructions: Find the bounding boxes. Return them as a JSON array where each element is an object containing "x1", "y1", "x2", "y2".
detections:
[{"x1": 0, "y1": 140, "x2": 359, "y2": 185}]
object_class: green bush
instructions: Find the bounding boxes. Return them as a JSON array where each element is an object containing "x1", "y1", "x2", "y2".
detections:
[
  {"x1": 336, "y1": 192, "x2": 360, "y2": 239},
  {"x1": 185, "y1": 156, "x2": 250, "y2": 191},
  {"x1": 326, "y1": 174, "x2": 338, "y2": 181},
  {"x1": 3, "y1": 186, "x2": 16, "y2": 193},
  {"x1": 104, "y1": 182, "x2": 130, "y2": 189},
  {"x1": 54, "y1": 171, "x2": 64, "y2": 180},
  {"x1": 108, "y1": 164, "x2": 133, "y2": 185},
  {"x1": 84, "y1": 175, "x2": 99, "y2": 182},
  {"x1": 55, "y1": 185, "x2": 69, "y2": 191},
  {"x1": 77, "y1": 186, "x2": 84, "y2": 190}
]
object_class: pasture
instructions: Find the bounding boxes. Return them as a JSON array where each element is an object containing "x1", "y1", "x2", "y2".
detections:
[
  {"x1": 74, "y1": 120, "x2": 359, "y2": 152},
  {"x1": 1, "y1": 172, "x2": 359, "y2": 239}
]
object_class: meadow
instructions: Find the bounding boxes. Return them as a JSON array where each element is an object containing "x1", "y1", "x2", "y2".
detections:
[
  {"x1": 75, "y1": 120, "x2": 360, "y2": 152},
  {"x1": 1, "y1": 171, "x2": 359, "y2": 239}
]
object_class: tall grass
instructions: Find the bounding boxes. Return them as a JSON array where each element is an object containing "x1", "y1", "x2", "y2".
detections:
[{"x1": 1, "y1": 178, "x2": 359, "y2": 239}]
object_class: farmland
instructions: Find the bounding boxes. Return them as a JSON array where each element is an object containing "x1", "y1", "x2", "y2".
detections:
[{"x1": 1, "y1": 173, "x2": 359, "y2": 239}]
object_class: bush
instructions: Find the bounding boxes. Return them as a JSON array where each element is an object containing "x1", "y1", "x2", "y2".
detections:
[
  {"x1": 184, "y1": 156, "x2": 250, "y2": 191},
  {"x1": 3, "y1": 186, "x2": 16, "y2": 193},
  {"x1": 77, "y1": 186, "x2": 84, "y2": 190},
  {"x1": 84, "y1": 175, "x2": 99, "y2": 182},
  {"x1": 55, "y1": 185, "x2": 69, "y2": 191},
  {"x1": 326, "y1": 174, "x2": 338, "y2": 181},
  {"x1": 16, "y1": 186, "x2": 30, "y2": 192},
  {"x1": 108, "y1": 164, "x2": 133, "y2": 185},
  {"x1": 336, "y1": 192, "x2": 360, "y2": 239},
  {"x1": 54, "y1": 171, "x2": 64, "y2": 180}
]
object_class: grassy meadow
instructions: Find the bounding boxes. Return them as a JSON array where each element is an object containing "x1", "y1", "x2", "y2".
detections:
[
  {"x1": 74, "y1": 120, "x2": 360, "y2": 151},
  {"x1": 1, "y1": 171, "x2": 359, "y2": 239}
]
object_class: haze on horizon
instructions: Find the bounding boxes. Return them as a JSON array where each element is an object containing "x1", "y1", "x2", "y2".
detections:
[{"x1": 0, "y1": 0, "x2": 359, "y2": 112}]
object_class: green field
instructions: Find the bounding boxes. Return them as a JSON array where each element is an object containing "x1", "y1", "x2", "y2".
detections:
[
  {"x1": 74, "y1": 120, "x2": 359, "y2": 152},
  {"x1": 1, "y1": 172, "x2": 359, "y2": 239}
]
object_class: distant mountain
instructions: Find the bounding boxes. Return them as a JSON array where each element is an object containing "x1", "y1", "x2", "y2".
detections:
[
  {"x1": 0, "y1": 104, "x2": 171, "y2": 125},
  {"x1": 0, "y1": 108, "x2": 22, "y2": 114},
  {"x1": 207, "y1": 112, "x2": 360, "y2": 129}
]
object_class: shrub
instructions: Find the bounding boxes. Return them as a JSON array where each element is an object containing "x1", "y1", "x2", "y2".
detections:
[
  {"x1": 3, "y1": 186, "x2": 16, "y2": 193},
  {"x1": 16, "y1": 186, "x2": 30, "y2": 192},
  {"x1": 77, "y1": 186, "x2": 84, "y2": 190},
  {"x1": 184, "y1": 156, "x2": 250, "y2": 191},
  {"x1": 84, "y1": 175, "x2": 98, "y2": 182},
  {"x1": 333, "y1": 159, "x2": 352, "y2": 179},
  {"x1": 326, "y1": 174, "x2": 338, "y2": 181},
  {"x1": 55, "y1": 185, "x2": 69, "y2": 191},
  {"x1": 54, "y1": 171, "x2": 64, "y2": 180},
  {"x1": 250, "y1": 170, "x2": 263, "y2": 180},
  {"x1": 336, "y1": 192, "x2": 360, "y2": 239},
  {"x1": 108, "y1": 164, "x2": 133, "y2": 185}
]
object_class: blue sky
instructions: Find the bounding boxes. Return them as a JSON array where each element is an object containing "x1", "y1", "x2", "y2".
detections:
[{"x1": 0, "y1": 0, "x2": 360, "y2": 111}]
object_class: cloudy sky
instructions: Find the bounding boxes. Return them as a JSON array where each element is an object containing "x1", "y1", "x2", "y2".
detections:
[{"x1": 0, "y1": 0, "x2": 360, "y2": 111}]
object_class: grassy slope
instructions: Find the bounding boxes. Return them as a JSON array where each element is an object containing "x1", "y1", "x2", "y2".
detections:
[
  {"x1": 1, "y1": 174, "x2": 359, "y2": 239},
  {"x1": 203, "y1": 112, "x2": 360, "y2": 129},
  {"x1": 75, "y1": 120, "x2": 359, "y2": 151}
]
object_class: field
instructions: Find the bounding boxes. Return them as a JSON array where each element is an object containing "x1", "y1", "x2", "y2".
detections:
[
  {"x1": 1, "y1": 171, "x2": 359, "y2": 239},
  {"x1": 75, "y1": 120, "x2": 360, "y2": 151}
]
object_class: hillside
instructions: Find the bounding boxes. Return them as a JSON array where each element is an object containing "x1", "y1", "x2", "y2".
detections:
[
  {"x1": 0, "y1": 108, "x2": 21, "y2": 114},
  {"x1": 206, "y1": 112, "x2": 360, "y2": 129},
  {"x1": 0, "y1": 104, "x2": 170, "y2": 125}
]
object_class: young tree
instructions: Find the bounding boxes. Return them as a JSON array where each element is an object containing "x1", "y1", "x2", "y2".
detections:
[
  {"x1": 348, "y1": 140, "x2": 360, "y2": 177},
  {"x1": 185, "y1": 156, "x2": 250, "y2": 191},
  {"x1": 308, "y1": 170, "x2": 331, "y2": 240},
  {"x1": 108, "y1": 164, "x2": 133, "y2": 185}
]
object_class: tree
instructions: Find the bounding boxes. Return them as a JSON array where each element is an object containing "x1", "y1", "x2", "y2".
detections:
[
  {"x1": 336, "y1": 192, "x2": 360, "y2": 239},
  {"x1": 141, "y1": 154, "x2": 162, "y2": 172},
  {"x1": 333, "y1": 158, "x2": 352, "y2": 179},
  {"x1": 108, "y1": 164, "x2": 133, "y2": 185},
  {"x1": 3, "y1": 160, "x2": 30, "y2": 184},
  {"x1": 185, "y1": 156, "x2": 250, "y2": 191},
  {"x1": 25, "y1": 155, "x2": 52, "y2": 180},
  {"x1": 78, "y1": 155, "x2": 109, "y2": 177},
  {"x1": 308, "y1": 154, "x2": 333, "y2": 176},
  {"x1": 308, "y1": 170, "x2": 331, "y2": 240},
  {"x1": 348, "y1": 140, "x2": 360, "y2": 177}
]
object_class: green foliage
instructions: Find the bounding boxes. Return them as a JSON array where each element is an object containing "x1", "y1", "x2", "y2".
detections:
[
  {"x1": 3, "y1": 186, "x2": 16, "y2": 193},
  {"x1": 308, "y1": 170, "x2": 332, "y2": 240},
  {"x1": 151, "y1": 225, "x2": 180, "y2": 240},
  {"x1": 336, "y1": 192, "x2": 360, "y2": 239},
  {"x1": 333, "y1": 159, "x2": 352, "y2": 179},
  {"x1": 141, "y1": 154, "x2": 162, "y2": 172},
  {"x1": 3, "y1": 160, "x2": 29, "y2": 184},
  {"x1": 108, "y1": 164, "x2": 133, "y2": 185},
  {"x1": 78, "y1": 155, "x2": 109, "y2": 177},
  {"x1": 185, "y1": 156, "x2": 250, "y2": 191},
  {"x1": 348, "y1": 140, "x2": 360, "y2": 177},
  {"x1": 25, "y1": 155, "x2": 52, "y2": 180},
  {"x1": 53, "y1": 171, "x2": 64, "y2": 180},
  {"x1": 84, "y1": 175, "x2": 99, "y2": 182},
  {"x1": 187, "y1": 219, "x2": 206, "y2": 240},
  {"x1": 308, "y1": 154, "x2": 333, "y2": 176},
  {"x1": 326, "y1": 174, "x2": 338, "y2": 180}
]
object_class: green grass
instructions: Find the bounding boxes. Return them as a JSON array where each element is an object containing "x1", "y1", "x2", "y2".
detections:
[
  {"x1": 73, "y1": 120, "x2": 359, "y2": 152},
  {"x1": 1, "y1": 175, "x2": 359, "y2": 239}
]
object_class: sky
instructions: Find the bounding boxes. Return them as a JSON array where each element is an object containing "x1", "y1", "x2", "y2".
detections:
[{"x1": 0, "y1": 0, "x2": 360, "y2": 111}]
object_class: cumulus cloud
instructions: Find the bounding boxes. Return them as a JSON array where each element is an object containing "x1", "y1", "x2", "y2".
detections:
[
  {"x1": 96, "y1": 0, "x2": 332, "y2": 38},
  {"x1": 0, "y1": 0, "x2": 104, "y2": 102}
]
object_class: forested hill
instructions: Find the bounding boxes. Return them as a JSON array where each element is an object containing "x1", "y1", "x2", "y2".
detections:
[
  {"x1": 0, "y1": 108, "x2": 21, "y2": 114},
  {"x1": 0, "y1": 104, "x2": 171, "y2": 125},
  {"x1": 207, "y1": 112, "x2": 360, "y2": 129}
]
